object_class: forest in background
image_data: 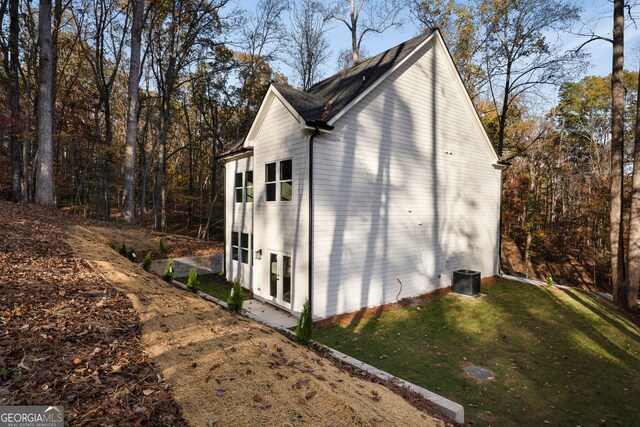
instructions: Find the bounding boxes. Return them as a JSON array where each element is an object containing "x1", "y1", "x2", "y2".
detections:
[{"x1": 0, "y1": 0, "x2": 639, "y2": 309}]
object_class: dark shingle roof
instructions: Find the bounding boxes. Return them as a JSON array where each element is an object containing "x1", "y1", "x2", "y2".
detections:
[{"x1": 274, "y1": 30, "x2": 435, "y2": 123}]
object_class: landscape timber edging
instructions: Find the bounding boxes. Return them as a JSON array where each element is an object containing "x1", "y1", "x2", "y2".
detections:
[{"x1": 162, "y1": 276, "x2": 465, "y2": 425}]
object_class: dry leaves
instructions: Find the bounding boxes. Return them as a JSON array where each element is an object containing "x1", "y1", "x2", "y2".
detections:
[{"x1": 0, "y1": 202, "x2": 187, "y2": 426}]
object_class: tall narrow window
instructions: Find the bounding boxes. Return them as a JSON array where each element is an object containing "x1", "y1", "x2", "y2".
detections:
[
  {"x1": 265, "y1": 162, "x2": 276, "y2": 201},
  {"x1": 231, "y1": 232, "x2": 239, "y2": 261},
  {"x1": 280, "y1": 159, "x2": 292, "y2": 201},
  {"x1": 234, "y1": 173, "x2": 243, "y2": 203},
  {"x1": 245, "y1": 171, "x2": 253, "y2": 202},
  {"x1": 241, "y1": 233, "x2": 249, "y2": 264}
]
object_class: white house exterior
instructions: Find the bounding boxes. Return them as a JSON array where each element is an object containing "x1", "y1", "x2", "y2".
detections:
[{"x1": 221, "y1": 30, "x2": 504, "y2": 319}]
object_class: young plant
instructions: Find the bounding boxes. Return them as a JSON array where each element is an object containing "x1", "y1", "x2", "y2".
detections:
[
  {"x1": 295, "y1": 299, "x2": 313, "y2": 345},
  {"x1": 186, "y1": 267, "x2": 200, "y2": 293},
  {"x1": 163, "y1": 259, "x2": 174, "y2": 281},
  {"x1": 119, "y1": 243, "x2": 128, "y2": 257},
  {"x1": 545, "y1": 273, "x2": 554, "y2": 287},
  {"x1": 142, "y1": 251, "x2": 152, "y2": 271},
  {"x1": 159, "y1": 238, "x2": 167, "y2": 254},
  {"x1": 227, "y1": 280, "x2": 245, "y2": 313},
  {"x1": 127, "y1": 247, "x2": 137, "y2": 262}
]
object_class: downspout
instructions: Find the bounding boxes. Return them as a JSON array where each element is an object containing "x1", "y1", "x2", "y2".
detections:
[
  {"x1": 308, "y1": 125, "x2": 320, "y2": 318},
  {"x1": 494, "y1": 161, "x2": 508, "y2": 276},
  {"x1": 220, "y1": 158, "x2": 226, "y2": 278}
]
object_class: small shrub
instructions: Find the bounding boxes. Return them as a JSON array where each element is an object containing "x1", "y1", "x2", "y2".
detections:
[
  {"x1": 545, "y1": 273, "x2": 554, "y2": 287},
  {"x1": 159, "y1": 238, "x2": 167, "y2": 254},
  {"x1": 109, "y1": 242, "x2": 116, "y2": 250},
  {"x1": 163, "y1": 259, "x2": 174, "y2": 281},
  {"x1": 142, "y1": 251, "x2": 152, "y2": 271},
  {"x1": 186, "y1": 267, "x2": 200, "y2": 293},
  {"x1": 227, "y1": 280, "x2": 245, "y2": 313},
  {"x1": 117, "y1": 243, "x2": 137, "y2": 262},
  {"x1": 119, "y1": 243, "x2": 128, "y2": 257},
  {"x1": 295, "y1": 299, "x2": 313, "y2": 345}
]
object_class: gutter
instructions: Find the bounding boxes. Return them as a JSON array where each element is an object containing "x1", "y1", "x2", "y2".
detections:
[{"x1": 307, "y1": 120, "x2": 333, "y2": 318}]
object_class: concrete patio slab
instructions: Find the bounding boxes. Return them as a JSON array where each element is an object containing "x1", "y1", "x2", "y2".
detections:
[{"x1": 244, "y1": 298, "x2": 298, "y2": 329}]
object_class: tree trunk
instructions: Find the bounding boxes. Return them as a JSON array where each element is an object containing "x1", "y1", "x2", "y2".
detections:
[
  {"x1": 51, "y1": 0, "x2": 62, "y2": 142},
  {"x1": 349, "y1": 0, "x2": 358, "y2": 64},
  {"x1": 627, "y1": 64, "x2": 640, "y2": 308},
  {"x1": 121, "y1": 0, "x2": 144, "y2": 223},
  {"x1": 35, "y1": 0, "x2": 55, "y2": 206},
  {"x1": 9, "y1": 0, "x2": 22, "y2": 202},
  {"x1": 610, "y1": 0, "x2": 627, "y2": 309},
  {"x1": 154, "y1": 101, "x2": 170, "y2": 232}
]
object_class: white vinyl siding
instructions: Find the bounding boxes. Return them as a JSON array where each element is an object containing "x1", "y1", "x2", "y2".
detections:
[
  {"x1": 225, "y1": 156, "x2": 253, "y2": 286},
  {"x1": 311, "y1": 38, "x2": 501, "y2": 318},
  {"x1": 252, "y1": 99, "x2": 309, "y2": 314}
]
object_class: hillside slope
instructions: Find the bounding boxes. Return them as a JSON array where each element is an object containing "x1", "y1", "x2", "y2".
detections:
[{"x1": 1, "y1": 201, "x2": 445, "y2": 426}]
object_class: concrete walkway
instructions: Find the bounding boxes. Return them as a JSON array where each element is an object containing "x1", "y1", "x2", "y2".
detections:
[{"x1": 244, "y1": 298, "x2": 298, "y2": 329}]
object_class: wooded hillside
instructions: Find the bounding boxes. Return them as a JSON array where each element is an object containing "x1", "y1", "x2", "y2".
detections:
[{"x1": 0, "y1": 0, "x2": 639, "y2": 308}]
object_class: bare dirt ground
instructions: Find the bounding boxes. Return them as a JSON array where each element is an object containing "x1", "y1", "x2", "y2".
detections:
[
  {"x1": 0, "y1": 202, "x2": 186, "y2": 425},
  {"x1": 1, "y1": 201, "x2": 446, "y2": 426}
]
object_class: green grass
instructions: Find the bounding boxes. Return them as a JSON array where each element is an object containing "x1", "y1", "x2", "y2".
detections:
[
  {"x1": 313, "y1": 280, "x2": 640, "y2": 426},
  {"x1": 179, "y1": 273, "x2": 233, "y2": 301}
]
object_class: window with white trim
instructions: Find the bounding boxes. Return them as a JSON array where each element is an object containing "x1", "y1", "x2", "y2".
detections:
[
  {"x1": 265, "y1": 160, "x2": 293, "y2": 202},
  {"x1": 265, "y1": 162, "x2": 276, "y2": 201},
  {"x1": 245, "y1": 171, "x2": 253, "y2": 202},
  {"x1": 231, "y1": 231, "x2": 252, "y2": 264},
  {"x1": 280, "y1": 159, "x2": 292, "y2": 201},
  {"x1": 234, "y1": 173, "x2": 243, "y2": 203},
  {"x1": 231, "y1": 232, "x2": 239, "y2": 260},
  {"x1": 241, "y1": 233, "x2": 249, "y2": 264}
]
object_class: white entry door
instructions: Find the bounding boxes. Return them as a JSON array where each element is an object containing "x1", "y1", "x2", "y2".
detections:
[{"x1": 268, "y1": 252, "x2": 292, "y2": 310}]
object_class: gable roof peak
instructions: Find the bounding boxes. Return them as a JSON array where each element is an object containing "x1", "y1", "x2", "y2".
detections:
[{"x1": 274, "y1": 30, "x2": 437, "y2": 123}]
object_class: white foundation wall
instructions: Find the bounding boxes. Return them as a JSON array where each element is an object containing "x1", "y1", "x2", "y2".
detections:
[
  {"x1": 311, "y1": 38, "x2": 501, "y2": 319},
  {"x1": 252, "y1": 98, "x2": 309, "y2": 315},
  {"x1": 225, "y1": 156, "x2": 254, "y2": 287}
]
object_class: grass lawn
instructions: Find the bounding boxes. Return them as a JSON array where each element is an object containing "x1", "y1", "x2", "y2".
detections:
[
  {"x1": 178, "y1": 273, "x2": 233, "y2": 301},
  {"x1": 314, "y1": 280, "x2": 640, "y2": 426}
]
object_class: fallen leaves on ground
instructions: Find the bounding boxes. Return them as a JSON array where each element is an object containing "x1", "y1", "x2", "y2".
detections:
[{"x1": 0, "y1": 201, "x2": 186, "y2": 425}]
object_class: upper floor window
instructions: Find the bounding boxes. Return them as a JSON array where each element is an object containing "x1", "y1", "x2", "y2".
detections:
[
  {"x1": 235, "y1": 170, "x2": 253, "y2": 203},
  {"x1": 245, "y1": 171, "x2": 253, "y2": 203},
  {"x1": 280, "y1": 159, "x2": 292, "y2": 201},
  {"x1": 265, "y1": 160, "x2": 293, "y2": 202},
  {"x1": 235, "y1": 173, "x2": 243, "y2": 203},
  {"x1": 265, "y1": 162, "x2": 276, "y2": 201}
]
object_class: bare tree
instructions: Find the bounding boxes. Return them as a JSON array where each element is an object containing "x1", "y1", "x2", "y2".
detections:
[
  {"x1": 628, "y1": 62, "x2": 640, "y2": 308},
  {"x1": 610, "y1": 0, "x2": 627, "y2": 308},
  {"x1": 121, "y1": 0, "x2": 145, "y2": 223},
  {"x1": 8, "y1": 0, "x2": 22, "y2": 201},
  {"x1": 286, "y1": 0, "x2": 330, "y2": 90},
  {"x1": 412, "y1": 0, "x2": 488, "y2": 101},
  {"x1": 324, "y1": 0, "x2": 404, "y2": 65},
  {"x1": 149, "y1": 0, "x2": 230, "y2": 231},
  {"x1": 73, "y1": 0, "x2": 129, "y2": 221},
  {"x1": 480, "y1": 0, "x2": 581, "y2": 158},
  {"x1": 35, "y1": 0, "x2": 55, "y2": 206}
]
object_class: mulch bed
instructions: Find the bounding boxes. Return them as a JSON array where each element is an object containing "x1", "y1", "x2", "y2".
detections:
[{"x1": 0, "y1": 201, "x2": 187, "y2": 425}]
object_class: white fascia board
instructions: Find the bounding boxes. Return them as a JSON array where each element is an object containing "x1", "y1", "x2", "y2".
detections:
[
  {"x1": 432, "y1": 31, "x2": 500, "y2": 163},
  {"x1": 326, "y1": 31, "x2": 438, "y2": 126},
  {"x1": 245, "y1": 85, "x2": 307, "y2": 145},
  {"x1": 221, "y1": 150, "x2": 254, "y2": 163}
]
